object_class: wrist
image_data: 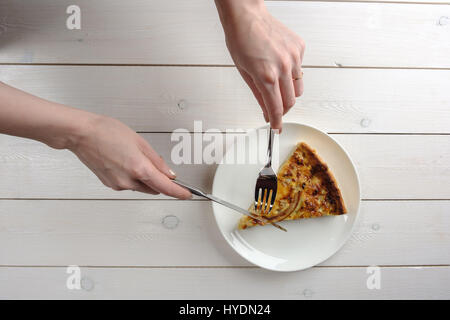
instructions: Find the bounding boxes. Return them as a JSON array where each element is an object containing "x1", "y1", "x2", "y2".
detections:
[
  {"x1": 215, "y1": 0, "x2": 267, "y2": 28},
  {"x1": 64, "y1": 110, "x2": 101, "y2": 152},
  {"x1": 46, "y1": 106, "x2": 99, "y2": 151}
]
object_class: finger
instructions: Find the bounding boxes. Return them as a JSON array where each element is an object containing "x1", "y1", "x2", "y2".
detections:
[
  {"x1": 292, "y1": 79, "x2": 301, "y2": 98},
  {"x1": 140, "y1": 163, "x2": 192, "y2": 200},
  {"x1": 298, "y1": 78, "x2": 304, "y2": 97},
  {"x1": 137, "y1": 136, "x2": 176, "y2": 179},
  {"x1": 262, "y1": 107, "x2": 269, "y2": 123},
  {"x1": 91, "y1": 170, "x2": 115, "y2": 190},
  {"x1": 237, "y1": 68, "x2": 269, "y2": 122},
  {"x1": 255, "y1": 79, "x2": 284, "y2": 131},
  {"x1": 131, "y1": 180, "x2": 160, "y2": 195},
  {"x1": 279, "y1": 75, "x2": 296, "y2": 115},
  {"x1": 292, "y1": 66, "x2": 303, "y2": 97},
  {"x1": 297, "y1": 37, "x2": 306, "y2": 61}
]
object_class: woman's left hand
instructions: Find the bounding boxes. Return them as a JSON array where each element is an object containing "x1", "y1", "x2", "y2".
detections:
[{"x1": 215, "y1": 0, "x2": 305, "y2": 131}]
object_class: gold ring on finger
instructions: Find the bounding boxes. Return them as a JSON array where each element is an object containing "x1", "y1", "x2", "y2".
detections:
[{"x1": 293, "y1": 71, "x2": 304, "y2": 81}]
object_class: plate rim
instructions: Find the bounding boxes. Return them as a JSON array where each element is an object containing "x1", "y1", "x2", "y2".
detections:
[{"x1": 212, "y1": 121, "x2": 361, "y2": 272}]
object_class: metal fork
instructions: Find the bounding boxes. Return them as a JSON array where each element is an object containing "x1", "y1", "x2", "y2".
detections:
[{"x1": 254, "y1": 128, "x2": 278, "y2": 216}]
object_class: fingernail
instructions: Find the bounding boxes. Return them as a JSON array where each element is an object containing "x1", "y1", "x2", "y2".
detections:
[{"x1": 169, "y1": 169, "x2": 176, "y2": 177}]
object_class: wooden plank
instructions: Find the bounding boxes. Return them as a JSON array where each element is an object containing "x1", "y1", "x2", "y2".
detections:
[
  {"x1": 0, "y1": 200, "x2": 448, "y2": 267},
  {"x1": 2, "y1": 66, "x2": 450, "y2": 133},
  {"x1": 0, "y1": 1, "x2": 449, "y2": 67},
  {"x1": 0, "y1": 266, "x2": 448, "y2": 299},
  {"x1": 275, "y1": 0, "x2": 450, "y2": 3},
  {"x1": 0, "y1": 134, "x2": 449, "y2": 199},
  {"x1": 336, "y1": 134, "x2": 450, "y2": 199},
  {"x1": 0, "y1": 133, "x2": 214, "y2": 200}
]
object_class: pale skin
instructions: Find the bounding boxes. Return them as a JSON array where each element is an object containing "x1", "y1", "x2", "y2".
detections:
[
  {"x1": 215, "y1": 0, "x2": 305, "y2": 130},
  {"x1": 0, "y1": 0, "x2": 305, "y2": 198}
]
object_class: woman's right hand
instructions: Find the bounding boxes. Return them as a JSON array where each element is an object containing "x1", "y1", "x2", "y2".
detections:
[{"x1": 70, "y1": 114, "x2": 192, "y2": 199}]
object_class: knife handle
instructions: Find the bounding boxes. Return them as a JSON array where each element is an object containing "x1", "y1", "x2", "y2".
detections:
[{"x1": 172, "y1": 179, "x2": 207, "y2": 198}]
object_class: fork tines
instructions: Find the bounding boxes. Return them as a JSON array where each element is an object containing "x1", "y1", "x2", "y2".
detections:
[{"x1": 254, "y1": 187, "x2": 275, "y2": 215}]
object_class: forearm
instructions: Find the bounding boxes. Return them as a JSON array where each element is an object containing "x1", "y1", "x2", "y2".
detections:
[
  {"x1": 0, "y1": 82, "x2": 94, "y2": 150},
  {"x1": 0, "y1": 83, "x2": 190, "y2": 199}
]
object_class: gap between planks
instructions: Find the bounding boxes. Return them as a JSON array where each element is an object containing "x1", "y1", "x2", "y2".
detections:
[
  {"x1": 270, "y1": 0, "x2": 450, "y2": 6},
  {"x1": 0, "y1": 265, "x2": 448, "y2": 269},
  {"x1": 1, "y1": 63, "x2": 450, "y2": 70}
]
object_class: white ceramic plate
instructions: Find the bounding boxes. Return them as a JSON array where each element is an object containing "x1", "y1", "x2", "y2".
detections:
[{"x1": 212, "y1": 123, "x2": 360, "y2": 272}]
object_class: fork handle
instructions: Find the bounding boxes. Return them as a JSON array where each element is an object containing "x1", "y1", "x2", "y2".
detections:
[{"x1": 266, "y1": 128, "x2": 275, "y2": 168}]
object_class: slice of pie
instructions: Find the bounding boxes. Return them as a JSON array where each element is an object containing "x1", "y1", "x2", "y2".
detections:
[{"x1": 238, "y1": 142, "x2": 346, "y2": 230}]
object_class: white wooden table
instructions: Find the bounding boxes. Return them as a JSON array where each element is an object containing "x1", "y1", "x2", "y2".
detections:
[{"x1": 0, "y1": 0, "x2": 449, "y2": 299}]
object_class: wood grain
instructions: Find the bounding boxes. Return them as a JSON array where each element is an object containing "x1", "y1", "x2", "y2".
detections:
[
  {"x1": 0, "y1": 1, "x2": 449, "y2": 67},
  {"x1": 0, "y1": 200, "x2": 448, "y2": 267},
  {"x1": 0, "y1": 134, "x2": 448, "y2": 199},
  {"x1": 2, "y1": 66, "x2": 450, "y2": 133},
  {"x1": 0, "y1": 266, "x2": 448, "y2": 299},
  {"x1": 0, "y1": 0, "x2": 448, "y2": 300}
]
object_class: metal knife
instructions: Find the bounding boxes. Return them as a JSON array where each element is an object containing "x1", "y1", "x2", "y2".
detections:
[{"x1": 172, "y1": 179, "x2": 287, "y2": 232}]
